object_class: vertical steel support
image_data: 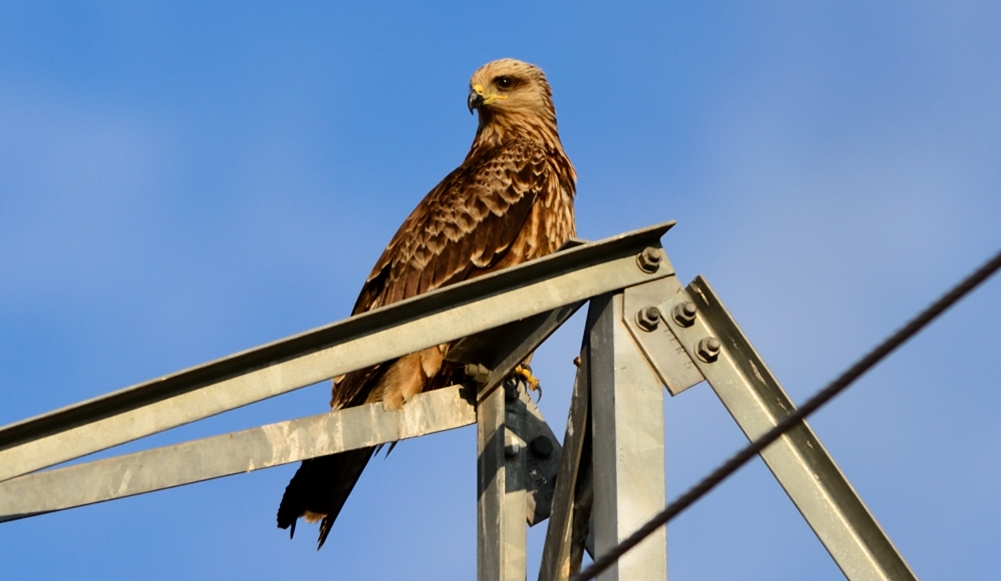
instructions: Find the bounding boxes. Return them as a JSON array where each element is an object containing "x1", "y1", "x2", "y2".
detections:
[
  {"x1": 538, "y1": 346, "x2": 593, "y2": 581},
  {"x1": 478, "y1": 382, "x2": 528, "y2": 581},
  {"x1": 589, "y1": 293, "x2": 667, "y2": 581}
]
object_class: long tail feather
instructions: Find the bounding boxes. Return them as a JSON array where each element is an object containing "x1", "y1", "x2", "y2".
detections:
[{"x1": 276, "y1": 447, "x2": 375, "y2": 549}]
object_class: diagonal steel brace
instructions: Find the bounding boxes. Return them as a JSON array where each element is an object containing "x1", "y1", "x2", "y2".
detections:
[{"x1": 622, "y1": 276, "x2": 918, "y2": 581}]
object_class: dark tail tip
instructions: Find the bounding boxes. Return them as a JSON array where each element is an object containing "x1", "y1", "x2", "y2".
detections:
[
  {"x1": 317, "y1": 516, "x2": 334, "y2": 550},
  {"x1": 276, "y1": 448, "x2": 375, "y2": 549},
  {"x1": 277, "y1": 460, "x2": 314, "y2": 535}
]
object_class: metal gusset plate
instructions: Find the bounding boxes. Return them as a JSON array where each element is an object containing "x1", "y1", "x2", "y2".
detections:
[
  {"x1": 621, "y1": 277, "x2": 704, "y2": 396},
  {"x1": 519, "y1": 386, "x2": 563, "y2": 526}
]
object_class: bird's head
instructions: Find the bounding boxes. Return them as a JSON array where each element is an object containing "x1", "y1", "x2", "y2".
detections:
[{"x1": 467, "y1": 59, "x2": 555, "y2": 122}]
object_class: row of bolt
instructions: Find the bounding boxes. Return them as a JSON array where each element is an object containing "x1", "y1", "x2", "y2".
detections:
[
  {"x1": 635, "y1": 245, "x2": 721, "y2": 364},
  {"x1": 636, "y1": 301, "x2": 721, "y2": 362}
]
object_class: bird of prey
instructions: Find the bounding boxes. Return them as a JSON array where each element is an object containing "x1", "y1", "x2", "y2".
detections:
[{"x1": 277, "y1": 58, "x2": 577, "y2": 549}]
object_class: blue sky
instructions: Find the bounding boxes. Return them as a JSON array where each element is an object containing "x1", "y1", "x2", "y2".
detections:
[{"x1": 2, "y1": 2, "x2": 1000, "y2": 579}]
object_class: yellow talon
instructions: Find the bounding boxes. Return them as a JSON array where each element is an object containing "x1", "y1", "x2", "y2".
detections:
[{"x1": 514, "y1": 363, "x2": 542, "y2": 399}]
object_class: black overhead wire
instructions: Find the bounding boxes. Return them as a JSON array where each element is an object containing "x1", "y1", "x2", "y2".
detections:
[{"x1": 570, "y1": 246, "x2": 1001, "y2": 581}]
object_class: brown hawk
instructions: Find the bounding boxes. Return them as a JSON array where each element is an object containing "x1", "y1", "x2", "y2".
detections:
[{"x1": 277, "y1": 58, "x2": 577, "y2": 548}]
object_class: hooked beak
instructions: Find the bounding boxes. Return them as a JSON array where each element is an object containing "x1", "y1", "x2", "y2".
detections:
[{"x1": 467, "y1": 86, "x2": 485, "y2": 114}]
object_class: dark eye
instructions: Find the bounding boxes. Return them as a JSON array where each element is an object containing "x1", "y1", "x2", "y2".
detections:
[{"x1": 495, "y1": 76, "x2": 514, "y2": 89}]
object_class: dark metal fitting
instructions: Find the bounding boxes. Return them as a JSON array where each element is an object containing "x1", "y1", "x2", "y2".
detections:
[
  {"x1": 672, "y1": 301, "x2": 697, "y2": 327},
  {"x1": 504, "y1": 442, "x2": 522, "y2": 458},
  {"x1": 635, "y1": 306, "x2": 661, "y2": 332},
  {"x1": 636, "y1": 247, "x2": 662, "y2": 273},
  {"x1": 503, "y1": 376, "x2": 520, "y2": 402},
  {"x1": 529, "y1": 435, "x2": 554, "y2": 459},
  {"x1": 696, "y1": 336, "x2": 722, "y2": 362}
]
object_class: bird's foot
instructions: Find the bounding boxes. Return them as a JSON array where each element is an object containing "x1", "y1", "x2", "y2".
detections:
[{"x1": 513, "y1": 363, "x2": 542, "y2": 400}]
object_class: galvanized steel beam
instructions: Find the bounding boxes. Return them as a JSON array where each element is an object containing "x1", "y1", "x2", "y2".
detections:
[
  {"x1": 589, "y1": 294, "x2": 667, "y2": 581},
  {"x1": 477, "y1": 381, "x2": 529, "y2": 581},
  {"x1": 1, "y1": 289, "x2": 577, "y2": 523},
  {"x1": 0, "y1": 221, "x2": 675, "y2": 482},
  {"x1": 0, "y1": 384, "x2": 475, "y2": 523}
]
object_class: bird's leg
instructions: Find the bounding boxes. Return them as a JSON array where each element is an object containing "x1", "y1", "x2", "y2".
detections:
[{"x1": 513, "y1": 363, "x2": 542, "y2": 400}]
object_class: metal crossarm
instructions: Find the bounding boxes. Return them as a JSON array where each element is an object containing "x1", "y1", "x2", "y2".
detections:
[{"x1": 0, "y1": 221, "x2": 675, "y2": 482}]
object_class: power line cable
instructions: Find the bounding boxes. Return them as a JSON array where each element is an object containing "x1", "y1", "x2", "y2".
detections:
[{"x1": 570, "y1": 247, "x2": 1001, "y2": 581}]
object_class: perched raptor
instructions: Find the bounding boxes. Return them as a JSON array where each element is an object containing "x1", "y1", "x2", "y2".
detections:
[{"x1": 276, "y1": 58, "x2": 577, "y2": 548}]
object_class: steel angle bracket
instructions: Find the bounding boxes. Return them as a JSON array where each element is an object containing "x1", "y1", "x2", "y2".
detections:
[{"x1": 651, "y1": 276, "x2": 918, "y2": 581}]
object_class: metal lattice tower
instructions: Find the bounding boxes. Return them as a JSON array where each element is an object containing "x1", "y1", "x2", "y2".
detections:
[{"x1": 0, "y1": 221, "x2": 918, "y2": 581}]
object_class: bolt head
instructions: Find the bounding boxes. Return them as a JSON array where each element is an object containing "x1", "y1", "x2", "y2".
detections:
[
  {"x1": 696, "y1": 336, "x2": 722, "y2": 362},
  {"x1": 636, "y1": 306, "x2": 661, "y2": 332},
  {"x1": 671, "y1": 301, "x2": 697, "y2": 327},
  {"x1": 637, "y1": 247, "x2": 662, "y2": 273},
  {"x1": 505, "y1": 442, "x2": 522, "y2": 458},
  {"x1": 529, "y1": 436, "x2": 554, "y2": 459}
]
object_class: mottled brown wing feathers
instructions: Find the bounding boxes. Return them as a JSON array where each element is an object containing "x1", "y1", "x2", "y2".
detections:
[
  {"x1": 331, "y1": 141, "x2": 548, "y2": 409},
  {"x1": 353, "y1": 140, "x2": 547, "y2": 311}
]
